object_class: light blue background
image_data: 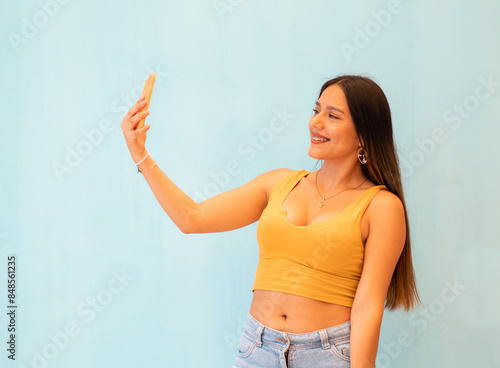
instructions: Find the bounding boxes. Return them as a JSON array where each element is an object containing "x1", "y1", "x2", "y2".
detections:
[{"x1": 1, "y1": 0, "x2": 499, "y2": 367}]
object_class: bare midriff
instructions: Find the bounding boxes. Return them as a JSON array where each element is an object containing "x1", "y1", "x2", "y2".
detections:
[{"x1": 249, "y1": 290, "x2": 351, "y2": 333}]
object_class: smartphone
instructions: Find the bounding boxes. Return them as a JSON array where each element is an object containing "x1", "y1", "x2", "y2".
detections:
[{"x1": 137, "y1": 73, "x2": 156, "y2": 129}]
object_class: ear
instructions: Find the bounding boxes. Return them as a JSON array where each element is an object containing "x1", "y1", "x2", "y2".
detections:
[{"x1": 356, "y1": 132, "x2": 365, "y2": 147}]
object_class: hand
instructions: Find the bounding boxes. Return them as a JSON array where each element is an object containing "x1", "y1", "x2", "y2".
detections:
[{"x1": 121, "y1": 95, "x2": 151, "y2": 162}]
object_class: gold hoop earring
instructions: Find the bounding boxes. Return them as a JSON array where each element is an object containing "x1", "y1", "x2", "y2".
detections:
[{"x1": 358, "y1": 146, "x2": 367, "y2": 164}]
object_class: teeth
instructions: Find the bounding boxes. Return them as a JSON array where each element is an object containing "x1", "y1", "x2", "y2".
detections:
[{"x1": 312, "y1": 136, "x2": 329, "y2": 142}]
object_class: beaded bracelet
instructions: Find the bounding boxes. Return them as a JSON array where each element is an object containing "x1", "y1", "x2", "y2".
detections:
[{"x1": 135, "y1": 151, "x2": 149, "y2": 166}]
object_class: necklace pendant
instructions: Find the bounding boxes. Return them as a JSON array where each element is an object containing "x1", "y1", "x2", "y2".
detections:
[{"x1": 318, "y1": 199, "x2": 326, "y2": 207}]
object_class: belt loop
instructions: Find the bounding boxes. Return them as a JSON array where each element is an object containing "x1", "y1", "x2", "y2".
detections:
[
  {"x1": 319, "y1": 329, "x2": 330, "y2": 349},
  {"x1": 255, "y1": 324, "x2": 264, "y2": 347}
]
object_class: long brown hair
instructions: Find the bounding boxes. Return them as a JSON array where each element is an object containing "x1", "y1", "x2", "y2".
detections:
[{"x1": 317, "y1": 75, "x2": 421, "y2": 311}]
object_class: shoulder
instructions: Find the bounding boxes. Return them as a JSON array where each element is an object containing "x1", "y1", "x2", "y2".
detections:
[
  {"x1": 259, "y1": 168, "x2": 296, "y2": 182},
  {"x1": 366, "y1": 187, "x2": 406, "y2": 237},
  {"x1": 372, "y1": 187, "x2": 404, "y2": 208},
  {"x1": 254, "y1": 168, "x2": 295, "y2": 201},
  {"x1": 368, "y1": 187, "x2": 405, "y2": 217}
]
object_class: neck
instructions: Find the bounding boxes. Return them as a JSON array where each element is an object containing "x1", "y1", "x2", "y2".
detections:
[{"x1": 316, "y1": 159, "x2": 367, "y2": 193}]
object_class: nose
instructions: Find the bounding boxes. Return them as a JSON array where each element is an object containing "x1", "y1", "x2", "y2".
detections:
[{"x1": 311, "y1": 113, "x2": 325, "y2": 130}]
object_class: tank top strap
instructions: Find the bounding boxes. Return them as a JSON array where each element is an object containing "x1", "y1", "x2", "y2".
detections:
[
  {"x1": 345, "y1": 185, "x2": 388, "y2": 221},
  {"x1": 268, "y1": 169, "x2": 309, "y2": 204}
]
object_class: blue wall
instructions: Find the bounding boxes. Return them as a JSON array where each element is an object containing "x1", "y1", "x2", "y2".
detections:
[{"x1": 1, "y1": 0, "x2": 499, "y2": 367}]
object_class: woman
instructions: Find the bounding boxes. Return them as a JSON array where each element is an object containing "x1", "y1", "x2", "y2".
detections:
[{"x1": 121, "y1": 75, "x2": 420, "y2": 368}]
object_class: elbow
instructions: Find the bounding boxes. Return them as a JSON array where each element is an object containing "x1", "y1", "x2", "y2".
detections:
[
  {"x1": 179, "y1": 222, "x2": 197, "y2": 234},
  {"x1": 179, "y1": 213, "x2": 202, "y2": 234},
  {"x1": 177, "y1": 203, "x2": 201, "y2": 234},
  {"x1": 351, "y1": 301, "x2": 385, "y2": 319},
  {"x1": 351, "y1": 307, "x2": 384, "y2": 323}
]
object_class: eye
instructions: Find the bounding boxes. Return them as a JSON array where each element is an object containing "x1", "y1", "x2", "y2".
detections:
[
  {"x1": 329, "y1": 114, "x2": 339, "y2": 119},
  {"x1": 312, "y1": 108, "x2": 319, "y2": 115}
]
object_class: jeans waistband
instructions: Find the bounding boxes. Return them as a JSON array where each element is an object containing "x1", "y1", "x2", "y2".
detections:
[{"x1": 243, "y1": 312, "x2": 351, "y2": 350}]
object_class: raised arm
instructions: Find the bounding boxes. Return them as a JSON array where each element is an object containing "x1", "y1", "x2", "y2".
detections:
[{"x1": 121, "y1": 95, "x2": 290, "y2": 234}]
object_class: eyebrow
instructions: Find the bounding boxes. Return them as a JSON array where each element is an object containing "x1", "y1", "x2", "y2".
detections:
[{"x1": 315, "y1": 101, "x2": 345, "y2": 115}]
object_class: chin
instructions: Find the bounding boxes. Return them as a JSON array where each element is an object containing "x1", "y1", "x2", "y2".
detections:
[{"x1": 307, "y1": 148, "x2": 324, "y2": 160}]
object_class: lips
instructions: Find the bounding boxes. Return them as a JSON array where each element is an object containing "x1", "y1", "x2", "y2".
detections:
[{"x1": 311, "y1": 132, "x2": 330, "y2": 142}]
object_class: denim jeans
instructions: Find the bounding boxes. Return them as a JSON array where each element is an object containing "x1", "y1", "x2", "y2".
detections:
[{"x1": 233, "y1": 312, "x2": 351, "y2": 368}]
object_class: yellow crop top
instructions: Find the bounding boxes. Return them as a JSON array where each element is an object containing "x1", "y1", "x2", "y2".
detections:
[{"x1": 252, "y1": 169, "x2": 387, "y2": 307}]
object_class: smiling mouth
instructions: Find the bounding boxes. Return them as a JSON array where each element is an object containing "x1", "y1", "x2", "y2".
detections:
[{"x1": 311, "y1": 135, "x2": 330, "y2": 142}]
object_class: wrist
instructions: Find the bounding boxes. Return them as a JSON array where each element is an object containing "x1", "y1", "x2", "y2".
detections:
[
  {"x1": 137, "y1": 155, "x2": 156, "y2": 174},
  {"x1": 132, "y1": 150, "x2": 148, "y2": 164}
]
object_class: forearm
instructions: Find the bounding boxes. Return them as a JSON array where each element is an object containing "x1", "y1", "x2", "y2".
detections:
[
  {"x1": 350, "y1": 308, "x2": 383, "y2": 368},
  {"x1": 136, "y1": 154, "x2": 199, "y2": 233}
]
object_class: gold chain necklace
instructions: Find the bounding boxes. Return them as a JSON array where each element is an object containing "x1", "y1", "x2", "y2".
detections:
[{"x1": 315, "y1": 170, "x2": 368, "y2": 207}]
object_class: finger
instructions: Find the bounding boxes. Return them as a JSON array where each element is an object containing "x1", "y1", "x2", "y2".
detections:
[
  {"x1": 132, "y1": 124, "x2": 150, "y2": 136},
  {"x1": 129, "y1": 110, "x2": 150, "y2": 129},
  {"x1": 131, "y1": 99, "x2": 148, "y2": 117},
  {"x1": 123, "y1": 96, "x2": 146, "y2": 122},
  {"x1": 122, "y1": 110, "x2": 149, "y2": 131},
  {"x1": 124, "y1": 100, "x2": 148, "y2": 123}
]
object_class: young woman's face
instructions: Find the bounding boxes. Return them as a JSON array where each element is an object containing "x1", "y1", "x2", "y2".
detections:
[{"x1": 307, "y1": 84, "x2": 361, "y2": 162}]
